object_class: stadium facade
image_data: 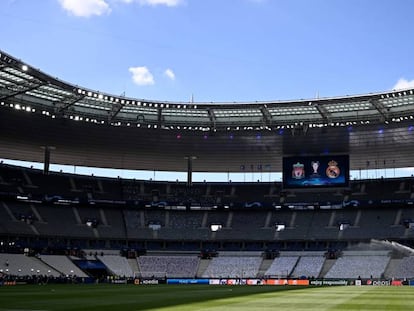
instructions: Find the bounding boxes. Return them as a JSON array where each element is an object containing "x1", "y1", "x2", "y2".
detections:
[{"x1": 1, "y1": 49, "x2": 414, "y2": 173}]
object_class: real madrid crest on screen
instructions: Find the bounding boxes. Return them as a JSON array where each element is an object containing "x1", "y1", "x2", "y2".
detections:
[{"x1": 326, "y1": 160, "x2": 340, "y2": 179}]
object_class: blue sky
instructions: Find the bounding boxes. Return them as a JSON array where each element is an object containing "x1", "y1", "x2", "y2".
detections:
[
  {"x1": 2, "y1": 0, "x2": 414, "y2": 180},
  {"x1": 2, "y1": 0, "x2": 414, "y2": 103}
]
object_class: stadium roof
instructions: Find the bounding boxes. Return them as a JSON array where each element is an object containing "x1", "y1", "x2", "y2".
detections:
[{"x1": 1, "y1": 49, "x2": 414, "y2": 173}]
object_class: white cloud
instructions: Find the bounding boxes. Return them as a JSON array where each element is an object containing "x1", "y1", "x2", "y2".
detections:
[
  {"x1": 59, "y1": 0, "x2": 111, "y2": 17},
  {"x1": 129, "y1": 66, "x2": 155, "y2": 86},
  {"x1": 164, "y1": 68, "x2": 175, "y2": 81},
  {"x1": 123, "y1": 0, "x2": 184, "y2": 7},
  {"x1": 393, "y1": 78, "x2": 414, "y2": 90}
]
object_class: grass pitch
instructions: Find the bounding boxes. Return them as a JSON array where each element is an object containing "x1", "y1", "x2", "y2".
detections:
[{"x1": 0, "y1": 284, "x2": 413, "y2": 310}]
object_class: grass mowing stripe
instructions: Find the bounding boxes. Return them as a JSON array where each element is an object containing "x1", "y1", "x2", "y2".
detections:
[
  {"x1": 336, "y1": 286, "x2": 413, "y2": 311},
  {"x1": 157, "y1": 286, "x2": 371, "y2": 311},
  {"x1": 1, "y1": 285, "x2": 414, "y2": 310},
  {"x1": 0, "y1": 284, "x2": 288, "y2": 311},
  {"x1": 151, "y1": 286, "x2": 414, "y2": 311}
]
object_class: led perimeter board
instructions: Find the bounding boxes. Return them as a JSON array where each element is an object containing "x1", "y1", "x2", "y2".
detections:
[{"x1": 283, "y1": 155, "x2": 349, "y2": 189}]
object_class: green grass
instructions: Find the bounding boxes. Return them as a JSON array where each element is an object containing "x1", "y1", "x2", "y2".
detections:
[{"x1": 0, "y1": 284, "x2": 413, "y2": 310}]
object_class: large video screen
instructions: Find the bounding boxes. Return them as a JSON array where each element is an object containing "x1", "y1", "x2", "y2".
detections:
[{"x1": 283, "y1": 155, "x2": 349, "y2": 189}]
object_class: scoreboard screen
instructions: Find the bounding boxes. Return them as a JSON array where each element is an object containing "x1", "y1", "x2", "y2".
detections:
[{"x1": 283, "y1": 155, "x2": 349, "y2": 189}]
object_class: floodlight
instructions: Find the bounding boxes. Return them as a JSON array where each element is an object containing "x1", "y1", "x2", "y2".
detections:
[
  {"x1": 210, "y1": 224, "x2": 222, "y2": 232},
  {"x1": 85, "y1": 219, "x2": 98, "y2": 228},
  {"x1": 275, "y1": 224, "x2": 285, "y2": 231},
  {"x1": 339, "y1": 223, "x2": 350, "y2": 231}
]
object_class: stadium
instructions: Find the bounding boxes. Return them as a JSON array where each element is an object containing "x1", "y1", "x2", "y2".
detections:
[{"x1": 1, "y1": 46, "x2": 414, "y2": 309}]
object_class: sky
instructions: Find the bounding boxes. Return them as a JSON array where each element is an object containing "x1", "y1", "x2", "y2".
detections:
[
  {"x1": 2, "y1": 0, "x2": 414, "y2": 103},
  {"x1": 1, "y1": 0, "x2": 414, "y2": 180}
]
